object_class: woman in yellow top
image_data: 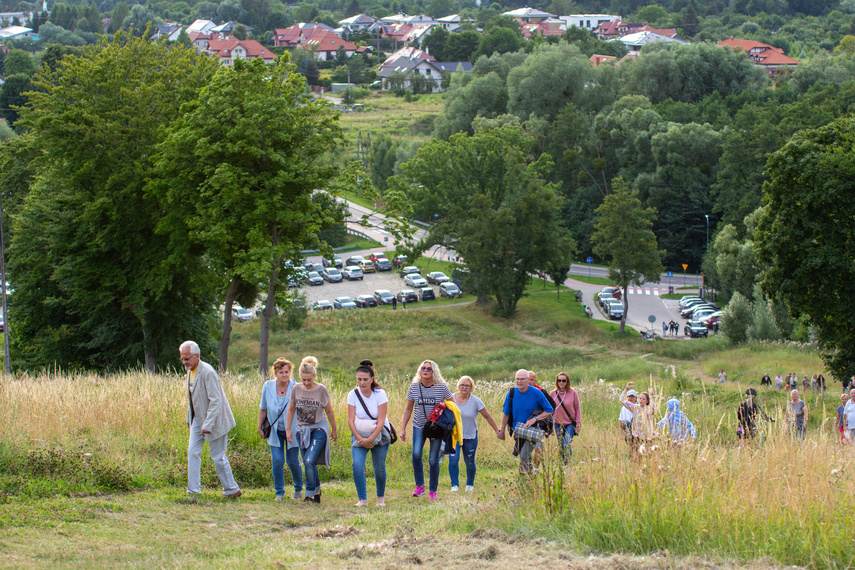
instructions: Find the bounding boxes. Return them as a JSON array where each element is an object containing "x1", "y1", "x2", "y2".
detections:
[{"x1": 620, "y1": 381, "x2": 656, "y2": 457}]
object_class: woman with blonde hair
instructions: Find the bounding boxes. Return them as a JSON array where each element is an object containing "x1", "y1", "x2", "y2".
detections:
[
  {"x1": 285, "y1": 356, "x2": 338, "y2": 503},
  {"x1": 620, "y1": 381, "x2": 656, "y2": 457},
  {"x1": 400, "y1": 359, "x2": 452, "y2": 500},
  {"x1": 448, "y1": 375, "x2": 498, "y2": 492},
  {"x1": 257, "y1": 358, "x2": 303, "y2": 500},
  {"x1": 784, "y1": 389, "x2": 807, "y2": 440}
]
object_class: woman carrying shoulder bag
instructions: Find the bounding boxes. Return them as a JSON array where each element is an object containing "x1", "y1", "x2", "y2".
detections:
[
  {"x1": 347, "y1": 359, "x2": 392, "y2": 507},
  {"x1": 257, "y1": 358, "x2": 303, "y2": 500}
]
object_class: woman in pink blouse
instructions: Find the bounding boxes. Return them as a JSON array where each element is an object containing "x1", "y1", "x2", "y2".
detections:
[{"x1": 549, "y1": 372, "x2": 581, "y2": 464}]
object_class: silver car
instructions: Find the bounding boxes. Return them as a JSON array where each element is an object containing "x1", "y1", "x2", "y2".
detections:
[
  {"x1": 342, "y1": 266, "x2": 364, "y2": 280},
  {"x1": 322, "y1": 268, "x2": 343, "y2": 282},
  {"x1": 404, "y1": 274, "x2": 428, "y2": 288}
]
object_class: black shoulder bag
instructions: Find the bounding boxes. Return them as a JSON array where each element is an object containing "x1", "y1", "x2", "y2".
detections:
[
  {"x1": 418, "y1": 384, "x2": 444, "y2": 440},
  {"x1": 354, "y1": 389, "x2": 398, "y2": 445},
  {"x1": 261, "y1": 390, "x2": 289, "y2": 439}
]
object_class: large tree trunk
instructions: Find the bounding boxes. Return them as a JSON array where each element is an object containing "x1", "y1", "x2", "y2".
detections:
[
  {"x1": 258, "y1": 264, "x2": 280, "y2": 379},
  {"x1": 258, "y1": 226, "x2": 281, "y2": 379},
  {"x1": 142, "y1": 323, "x2": 158, "y2": 372},
  {"x1": 219, "y1": 278, "x2": 240, "y2": 373},
  {"x1": 619, "y1": 286, "x2": 628, "y2": 333}
]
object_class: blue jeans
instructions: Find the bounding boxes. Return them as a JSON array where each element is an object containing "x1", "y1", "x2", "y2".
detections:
[
  {"x1": 554, "y1": 423, "x2": 576, "y2": 464},
  {"x1": 351, "y1": 442, "x2": 389, "y2": 501},
  {"x1": 411, "y1": 425, "x2": 443, "y2": 492},
  {"x1": 448, "y1": 435, "x2": 478, "y2": 487},
  {"x1": 300, "y1": 428, "x2": 327, "y2": 497},
  {"x1": 270, "y1": 430, "x2": 303, "y2": 497}
]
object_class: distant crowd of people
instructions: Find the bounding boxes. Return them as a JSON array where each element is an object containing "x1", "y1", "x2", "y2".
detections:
[
  {"x1": 180, "y1": 339, "x2": 841, "y2": 504},
  {"x1": 758, "y1": 371, "x2": 827, "y2": 392}
]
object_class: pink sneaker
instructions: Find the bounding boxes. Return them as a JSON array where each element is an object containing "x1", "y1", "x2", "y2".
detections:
[
  {"x1": 412, "y1": 485, "x2": 425, "y2": 497},
  {"x1": 429, "y1": 491, "x2": 438, "y2": 500}
]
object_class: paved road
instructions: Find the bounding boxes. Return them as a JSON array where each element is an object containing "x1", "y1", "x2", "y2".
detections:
[
  {"x1": 566, "y1": 277, "x2": 689, "y2": 337},
  {"x1": 569, "y1": 263, "x2": 703, "y2": 289}
]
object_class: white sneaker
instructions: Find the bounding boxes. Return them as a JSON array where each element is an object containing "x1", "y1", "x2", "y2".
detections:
[
  {"x1": 274, "y1": 495, "x2": 284, "y2": 501},
  {"x1": 465, "y1": 485, "x2": 474, "y2": 492},
  {"x1": 451, "y1": 486, "x2": 459, "y2": 492},
  {"x1": 292, "y1": 491, "x2": 303, "y2": 500}
]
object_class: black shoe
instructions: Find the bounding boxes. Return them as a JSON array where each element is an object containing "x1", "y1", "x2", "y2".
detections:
[
  {"x1": 313, "y1": 493, "x2": 321, "y2": 504},
  {"x1": 304, "y1": 496, "x2": 314, "y2": 503}
]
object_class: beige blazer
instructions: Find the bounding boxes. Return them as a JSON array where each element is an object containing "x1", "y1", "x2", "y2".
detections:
[{"x1": 186, "y1": 360, "x2": 237, "y2": 441}]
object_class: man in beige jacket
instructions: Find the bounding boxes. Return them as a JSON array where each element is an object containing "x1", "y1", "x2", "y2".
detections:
[{"x1": 180, "y1": 340, "x2": 241, "y2": 499}]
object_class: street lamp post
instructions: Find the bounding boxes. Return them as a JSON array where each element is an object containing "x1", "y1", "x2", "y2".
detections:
[{"x1": 704, "y1": 214, "x2": 709, "y2": 253}]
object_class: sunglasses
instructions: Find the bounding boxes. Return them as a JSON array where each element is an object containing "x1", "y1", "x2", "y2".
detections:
[
  {"x1": 557, "y1": 379, "x2": 568, "y2": 383},
  {"x1": 421, "y1": 366, "x2": 433, "y2": 372}
]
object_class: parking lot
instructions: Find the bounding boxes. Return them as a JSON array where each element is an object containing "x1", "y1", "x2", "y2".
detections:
[{"x1": 298, "y1": 253, "x2": 445, "y2": 306}]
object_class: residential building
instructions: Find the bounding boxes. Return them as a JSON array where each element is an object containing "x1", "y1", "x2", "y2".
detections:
[
  {"x1": 437, "y1": 14, "x2": 473, "y2": 32},
  {"x1": 303, "y1": 30, "x2": 356, "y2": 61},
  {"x1": 379, "y1": 13, "x2": 436, "y2": 26},
  {"x1": 186, "y1": 19, "x2": 217, "y2": 34},
  {"x1": 382, "y1": 46, "x2": 435, "y2": 67},
  {"x1": 205, "y1": 38, "x2": 275, "y2": 66},
  {"x1": 210, "y1": 21, "x2": 254, "y2": 39},
  {"x1": 338, "y1": 13, "x2": 378, "y2": 36},
  {"x1": 0, "y1": 25, "x2": 36, "y2": 40},
  {"x1": 619, "y1": 31, "x2": 688, "y2": 52},
  {"x1": 718, "y1": 38, "x2": 799, "y2": 76},
  {"x1": 378, "y1": 56, "x2": 471, "y2": 92},
  {"x1": 595, "y1": 20, "x2": 678, "y2": 41},
  {"x1": 589, "y1": 53, "x2": 616, "y2": 66},
  {"x1": 560, "y1": 14, "x2": 620, "y2": 32},
  {"x1": 521, "y1": 18, "x2": 565, "y2": 39},
  {"x1": 502, "y1": 7, "x2": 555, "y2": 23},
  {"x1": 272, "y1": 23, "x2": 335, "y2": 48},
  {"x1": 151, "y1": 23, "x2": 184, "y2": 41}
]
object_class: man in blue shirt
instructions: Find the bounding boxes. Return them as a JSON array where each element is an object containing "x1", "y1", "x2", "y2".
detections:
[{"x1": 498, "y1": 369, "x2": 554, "y2": 474}]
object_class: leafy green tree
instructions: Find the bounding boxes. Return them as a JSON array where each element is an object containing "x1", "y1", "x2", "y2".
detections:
[
  {"x1": 432, "y1": 71, "x2": 507, "y2": 139},
  {"x1": 395, "y1": 124, "x2": 575, "y2": 317},
  {"x1": 342, "y1": 87, "x2": 355, "y2": 104},
  {"x1": 344, "y1": 0, "x2": 361, "y2": 17},
  {"x1": 591, "y1": 178, "x2": 664, "y2": 332},
  {"x1": 0, "y1": 74, "x2": 33, "y2": 125},
  {"x1": 110, "y1": 2, "x2": 129, "y2": 34},
  {"x1": 721, "y1": 291, "x2": 753, "y2": 344},
  {"x1": 422, "y1": 25, "x2": 448, "y2": 61},
  {"x1": 444, "y1": 30, "x2": 481, "y2": 61},
  {"x1": 506, "y1": 42, "x2": 592, "y2": 122},
  {"x1": 473, "y1": 27, "x2": 522, "y2": 61},
  {"x1": 149, "y1": 58, "x2": 346, "y2": 374},
  {"x1": 747, "y1": 284, "x2": 781, "y2": 341},
  {"x1": 4, "y1": 50, "x2": 36, "y2": 76},
  {"x1": 176, "y1": 27, "x2": 191, "y2": 47},
  {"x1": 9, "y1": 32, "x2": 221, "y2": 371},
  {"x1": 636, "y1": 5, "x2": 670, "y2": 25},
  {"x1": 232, "y1": 23, "x2": 248, "y2": 40},
  {"x1": 427, "y1": 0, "x2": 453, "y2": 18},
  {"x1": 545, "y1": 254, "x2": 574, "y2": 301},
  {"x1": 757, "y1": 116, "x2": 855, "y2": 380}
]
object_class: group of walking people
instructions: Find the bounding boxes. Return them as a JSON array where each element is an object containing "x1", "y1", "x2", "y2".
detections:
[
  {"x1": 761, "y1": 371, "x2": 826, "y2": 392},
  {"x1": 618, "y1": 382, "x2": 697, "y2": 458},
  {"x1": 180, "y1": 339, "x2": 584, "y2": 505}
]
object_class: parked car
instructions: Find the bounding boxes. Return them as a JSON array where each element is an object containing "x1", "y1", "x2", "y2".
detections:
[
  {"x1": 358, "y1": 260, "x2": 376, "y2": 273},
  {"x1": 439, "y1": 282, "x2": 461, "y2": 298},
  {"x1": 396, "y1": 289, "x2": 418, "y2": 303},
  {"x1": 307, "y1": 271, "x2": 324, "y2": 286},
  {"x1": 692, "y1": 308, "x2": 717, "y2": 323},
  {"x1": 601, "y1": 286, "x2": 622, "y2": 300},
  {"x1": 404, "y1": 274, "x2": 428, "y2": 288},
  {"x1": 391, "y1": 254, "x2": 407, "y2": 268},
  {"x1": 419, "y1": 287, "x2": 435, "y2": 301},
  {"x1": 680, "y1": 298, "x2": 711, "y2": 312},
  {"x1": 426, "y1": 271, "x2": 450, "y2": 285},
  {"x1": 681, "y1": 303, "x2": 716, "y2": 318},
  {"x1": 606, "y1": 300, "x2": 624, "y2": 320},
  {"x1": 705, "y1": 315, "x2": 721, "y2": 329},
  {"x1": 374, "y1": 257, "x2": 392, "y2": 271},
  {"x1": 399, "y1": 266, "x2": 420, "y2": 278},
  {"x1": 679, "y1": 295, "x2": 703, "y2": 308},
  {"x1": 345, "y1": 255, "x2": 364, "y2": 267},
  {"x1": 232, "y1": 305, "x2": 254, "y2": 322},
  {"x1": 355, "y1": 295, "x2": 377, "y2": 308},
  {"x1": 368, "y1": 253, "x2": 387, "y2": 263},
  {"x1": 373, "y1": 289, "x2": 396, "y2": 305},
  {"x1": 321, "y1": 268, "x2": 343, "y2": 283},
  {"x1": 322, "y1": 255, "x2": 342, "y2": 268},
  {"x1": 312, "y1": 300, "x2": 333, "y2": 311},
  {"x1": 301, "y1": 259, "x2": 314, "y2": 271},
  {"x1": 342, "y1": 266, "x2": 364, "y2": 280},
  {"x1": 334, "y1": 296, "x2": 357, "y2": 309},
  {"x1": 311, "y1": 263, "x2": 324, "y2": 274},
  {"x1": 699, "y1": 310, "x2": 723, "y2": 325},
  {"x1": 598, "y1": 292, "x2": 616, "y2": 308},
  {"x1": 684, "y1": 320, "x2": 709, "y2": 338}
]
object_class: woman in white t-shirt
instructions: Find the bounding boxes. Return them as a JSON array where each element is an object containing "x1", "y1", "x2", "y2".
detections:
[{"x1": 347, "y1": 359, "x2": 390, "y2": 507}]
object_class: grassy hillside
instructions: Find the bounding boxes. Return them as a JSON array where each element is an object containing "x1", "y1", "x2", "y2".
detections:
[{"x1": 1, "y1": 284, "x2": 851, "y2": 568}]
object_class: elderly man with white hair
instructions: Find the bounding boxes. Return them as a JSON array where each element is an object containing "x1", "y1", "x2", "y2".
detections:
[
  {"x1": 180, "y1": 340, "x2": 241, "y2": 499},
  {"x1": 497, "y1": 369, "x2": 554, "y2": 475}
]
